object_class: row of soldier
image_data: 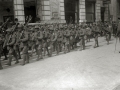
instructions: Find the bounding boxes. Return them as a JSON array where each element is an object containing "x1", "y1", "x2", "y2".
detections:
[{"x1": 0, "y1": 19, "x2": 115, "y2": 70}]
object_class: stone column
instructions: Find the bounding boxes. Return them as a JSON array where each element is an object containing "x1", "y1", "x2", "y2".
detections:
[
  {"x1": 96, "y1": 0, "x2": 101, "y2": 22},
  {"x1": 13, "y1": 0, "x2": 25, "y2": 23},
  {"x1": 60, "y1": 0, "x2": 66, "y2": 23},
  {"x1": 79, "y1": 0, "x2": 86, "y2": 23}
]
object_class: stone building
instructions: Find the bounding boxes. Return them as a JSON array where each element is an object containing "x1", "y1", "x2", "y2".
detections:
[{"x1": 0, "y1": 0, "x2": 119, "y2": 24}]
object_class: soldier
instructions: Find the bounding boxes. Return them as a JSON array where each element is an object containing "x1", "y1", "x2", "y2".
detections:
[
  {"x1": 31, "y1": 26, "x2": 38, "y2": 56},
  {"x1": 14, "y1": 25, "x2": 22, "y2": 59},
  {"x1": 19, "y1": 26, "x2": 29, "y2": 66},
  {"x1": 108, "y1": 24, "x2": 113, "y2": 40},
  {"x1": 92, "y1": 25, "x2": 99, "y2": 48},
  {"x1": 5, "y1": 28, "x2": 19, "y2": 66},
  {"x1": 47, "y1": 28, "x2": 53, "y2": 57},
  {"x1": 65, "y1": 26, "x2": 70, "y2": 53},
  {"x1": 52, "y1": 28, "x2": 58, "y2": 55},
  {"x1": 57, "y1": 28, "x2": 63, "y2": 54},
  {"x1": 36, "y1": 26, "x2": 43, "y2": 60},
  {"x1": 0, "y1": 33, "x2": 3, "y2": 70},
  {"x1": 86, "y1": 26, "x2": 91, "y2": 42},
  {"x1": 43, "y1": 27, "x2": 50, "y2": 56},
  {"x1": 79, "y1": 26, "x2": 85, "y2": 51}
]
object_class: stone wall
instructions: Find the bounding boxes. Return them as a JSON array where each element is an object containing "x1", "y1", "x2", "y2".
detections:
[{"x1": 0, "y1": 3, "x2": 13, "y2": 22}]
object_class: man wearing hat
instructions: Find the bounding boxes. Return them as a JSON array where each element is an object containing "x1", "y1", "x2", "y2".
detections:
[{"x1": 5, "y1": 28, "x2": 19, "y2": 66}]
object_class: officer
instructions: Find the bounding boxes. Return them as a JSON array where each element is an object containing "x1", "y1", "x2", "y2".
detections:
[
  {"x1": 5, "y1": 28, "x2": 19, "y2": 66},
  {"x1": 19, "y1": 26, "x2": 29, "y2": 66}
]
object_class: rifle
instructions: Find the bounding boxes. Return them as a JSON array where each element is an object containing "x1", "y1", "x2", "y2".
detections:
[
  {"x1": 0, "y1": 18, "x2": 10, "y2": 29},
  {"x1": 0, "y1": 18, "x2": 10, "y2": 34},
  {"x1": 3, "y1": 22, "x2": 18, "y2": 48},
  {"x1": 19, "y1": 15, "x2": 32, "y2": 40}
]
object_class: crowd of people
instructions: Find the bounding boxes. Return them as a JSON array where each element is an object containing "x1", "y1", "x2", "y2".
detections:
[{"x1": 0, "y1": 18, "x2": 118, "y2": 70}]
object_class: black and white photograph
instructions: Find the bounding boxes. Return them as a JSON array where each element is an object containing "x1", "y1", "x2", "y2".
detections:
[{"x1": 0, "y1": 0, "x2": 120, "y2": 90}]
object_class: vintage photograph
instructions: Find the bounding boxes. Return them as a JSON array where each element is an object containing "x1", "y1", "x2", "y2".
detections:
[{"x1": 0, "y1": 0, "x2": 120, "y2": 90}]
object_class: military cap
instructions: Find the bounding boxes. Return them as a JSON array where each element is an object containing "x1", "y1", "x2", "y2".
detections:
[
  {"x1": 6, "y1": 28, "x2": 12, "y2": 32},
  {"x1": 35, "y1": 25, "x2": 39, "y2": 29}
]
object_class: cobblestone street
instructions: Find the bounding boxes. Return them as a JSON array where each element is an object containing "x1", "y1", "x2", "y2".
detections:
[{"x1": 0, "y1": 36, "x2": 120, "y2": 90}]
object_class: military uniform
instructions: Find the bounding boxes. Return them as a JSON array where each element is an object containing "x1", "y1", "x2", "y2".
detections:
[
  {"x1": 20, "y1": 28, "x2": 29, "y2": 65},
  {"x1": 65, "y1": 28, "x2": 70, "y2": 53},
  {"x1": 0, "y1": 34, "x2": 3, "y2": 69},
  {"x1": 14, "y1": 25, "x2": 22, "y2": 59},
  {"x1": 79, "y1": 27, "x2": 85, "y2": 51},
  {"x1": 36, "y1": 26, "x2": 43, "y2": 60},
  {"x1": 92, "y1": 25, "x2": 99, "y2": 48},
  {"x1": 6, "y1": 28, "x2": 19, "y2": 66},
  {"x1": 43, "y1": 28, "x2": 50, "y2": 56}
]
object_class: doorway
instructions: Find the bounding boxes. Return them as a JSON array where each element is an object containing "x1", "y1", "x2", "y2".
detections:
[
  {"x1": 24, "y1": 0, "x2": 36, "y2": 23},
  {"x1": 64, "y1": 0, "x2": 79, "y2": 24},
  {"x1": 86, "y1": 1, "x2": 95, "y2": 23}
]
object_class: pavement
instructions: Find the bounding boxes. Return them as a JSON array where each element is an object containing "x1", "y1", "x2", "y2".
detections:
[{"x1": 0, "y1": 36, "x2": 120, "y2": 90}]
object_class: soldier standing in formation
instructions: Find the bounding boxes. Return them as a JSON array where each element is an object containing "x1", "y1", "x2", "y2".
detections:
[
  {"x1": 5, "y1": 28, "x2": 19, "y2": 66},
  {"x1": 1, "y1": 17, "x2": 119, "y2": 70}
]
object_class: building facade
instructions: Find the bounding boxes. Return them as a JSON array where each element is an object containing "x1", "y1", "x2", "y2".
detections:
[{"x1": 0, "y1": 0, "x2": 119, "y2": 24}]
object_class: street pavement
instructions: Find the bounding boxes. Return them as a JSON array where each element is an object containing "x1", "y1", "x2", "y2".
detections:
[{"x1": 0, "y1": 36, "x2": 120, "y2": 90}]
